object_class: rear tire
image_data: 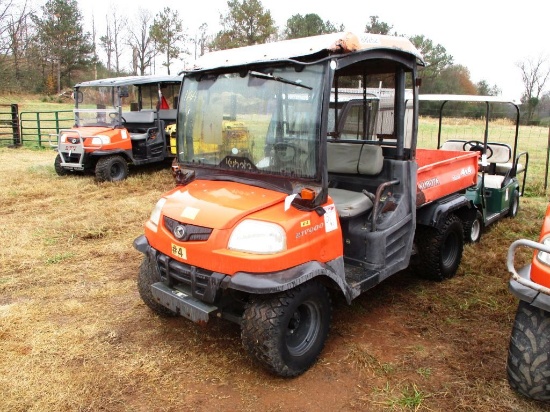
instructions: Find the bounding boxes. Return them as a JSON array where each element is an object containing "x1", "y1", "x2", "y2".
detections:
[
  {"x1": 464, "y1": 210, "x2": 483, "y2": 243},
  {"x1": 54, "y1": 154, "x2": 68, "y2": 176},
  {"x1": 137, "y1": 255, "x2": 177, "y2": 317},
  {"x1": 95, "y1": 155, "x2": 129, "y2": 182},
  {"x1": 414, "y1": 214, "x2": 464, "y2": 281},
  {"x1": 507, "y1": 300, "x2": 550, "y2": 401},
  {"x1": 241, "y1": 280, "x2": 331, "y2": 377}
]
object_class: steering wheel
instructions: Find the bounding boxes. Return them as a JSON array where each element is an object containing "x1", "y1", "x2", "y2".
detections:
[
  {"x1": 463, "y1": 140, "x2": 493, "y2": 159},
  {"x1": 273, "y1": 142, "x2": 297, "y2": 163},
  {"x1": 108, "y1": 113, "x2": 126, "y2": 123}
]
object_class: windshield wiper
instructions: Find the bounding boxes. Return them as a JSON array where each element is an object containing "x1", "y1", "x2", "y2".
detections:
[{"x1": 249, "y1": 71, "x2": 312, "y2": 90}]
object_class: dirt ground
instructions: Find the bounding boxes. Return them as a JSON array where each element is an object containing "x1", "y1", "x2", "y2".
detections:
[{"x1": 1, "y1": 147, "x2": 549, "y2": 411}]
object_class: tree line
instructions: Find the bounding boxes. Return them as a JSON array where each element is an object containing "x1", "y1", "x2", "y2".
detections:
[{"x1": 1, "y1": 0, "x2": 548, "y2": 123}]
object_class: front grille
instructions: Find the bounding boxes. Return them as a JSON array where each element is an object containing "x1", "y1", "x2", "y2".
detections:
[
  {"x1": 163, "y1": 216, "x2": 213, "y2": 241},
  {"x1": 61, "y1": 153, "x2": 82, "y2": 163},
  {"x1": 156, "y1": 253, "x2": 225, "y2": 303}
]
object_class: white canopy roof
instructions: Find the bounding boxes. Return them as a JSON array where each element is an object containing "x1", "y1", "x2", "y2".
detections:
[{"x1": 190, "y1": 32, "x2": 424, "y2": 72}]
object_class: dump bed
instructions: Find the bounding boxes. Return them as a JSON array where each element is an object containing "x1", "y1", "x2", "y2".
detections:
[{"x1": 416, "y1": 148, "x2": 478, "y2": 207}]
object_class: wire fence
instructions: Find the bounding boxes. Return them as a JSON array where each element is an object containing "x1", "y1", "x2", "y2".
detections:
[
  {"x1": 417, "y1": 108, "x2": 550, "y2": 197},
  {"x1": 2, "y1": 103, "x2": 550, "y2": 196}
]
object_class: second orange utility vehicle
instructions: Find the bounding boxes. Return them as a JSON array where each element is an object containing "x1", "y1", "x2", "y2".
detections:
[
  {"x1": 52, "y1": 75, "x2": 181, "y2": 181},
  {"x1": 134, "y1": 32, "x2": 479, "y2": 377}
]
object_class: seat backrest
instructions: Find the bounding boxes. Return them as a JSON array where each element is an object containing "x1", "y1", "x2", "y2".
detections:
[
  {"x1": 157, "y1": 109, "x2": 177, "y2": 122},
  {"x1": 440, "y1": 139, "x2": 467, "y2": 151},
  {"x1": 123, "y1": 111, "x2": 155, "y2": 124},
  {"x1": 358, "y1": 144, "x2": 383, "y2": 175},
  {"x1": 487, "y1": 142, "x2": 511, "y2": 164},
  {"x1": 327, "y1": 142, "x2": 383, "y2": 175},
  {"x1": 327, "y1": 142, "x2": 361, "y2": 174}
]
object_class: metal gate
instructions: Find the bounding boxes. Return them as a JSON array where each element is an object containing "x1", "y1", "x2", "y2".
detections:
[{"x1": 19, "y1": 110, "x2": 73, "y2": 147}]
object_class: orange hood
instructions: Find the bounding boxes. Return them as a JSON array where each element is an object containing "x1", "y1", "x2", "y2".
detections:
[{"x1": 161, "y1": 180, "x2": 288, "y2": 229}]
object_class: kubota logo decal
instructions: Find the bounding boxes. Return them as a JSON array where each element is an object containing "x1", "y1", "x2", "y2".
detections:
[{"x1": 418, "y1": 177, "x2": 440, "y2": 190}]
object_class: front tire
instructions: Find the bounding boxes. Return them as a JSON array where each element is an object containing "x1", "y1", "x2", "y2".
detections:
[
  {"x1": 414, "y1": 214, "x2": 464, "y2": 281},
  {"x1": 507, "y1": 300, "x2": 550, "y2": 401},
  {"x1": 508, "y1": 189, "x2": 519, "y2": 218},
  {"x1": 241, "y1": 280, "x2": 331, "y2": 377},
  {"x1": 95, "y1": 155, "x2": 129, "y2": 182},
  {"x1": 137, "y1": 255, "x2": 177, "y2": 317},
  {"x1": 54, "y1": 154, "x2": 68, "y2": 176}
]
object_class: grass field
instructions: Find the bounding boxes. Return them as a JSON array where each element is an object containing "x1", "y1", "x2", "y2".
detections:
[
  {"x1": 0, "y1": 144, "x2": 549, "y2": 411},
  {"x1": 1, "y1": 95, "x2": 550, "y2": 410}
]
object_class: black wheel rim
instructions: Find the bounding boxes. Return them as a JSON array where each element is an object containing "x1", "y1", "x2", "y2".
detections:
[
  {"x1": 110, "y1": 162, "x2": 124, "y2": 179},
  {"x1": 285, "y1": 300, "x2": 321, "y2": 357}
]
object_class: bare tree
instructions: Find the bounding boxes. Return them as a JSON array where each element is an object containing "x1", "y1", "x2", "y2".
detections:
[
  {"x1": 4, "y1": 0, "x2": 31, "y2": 83},
  {"x1": 91, "y1": 15, "x2": 98, "y2": 79},
  {"x1": 110, "y1": 7, "x2": 127, "y2": 74},
  {"x1": 99, "y1": 15, "x2": 113, "y2": 71},
  {"x1": 99, "y1": 7, "x2": 127, "y2": 75},
  {"x1": 194, "y1": 22, "x2": 210, "y2": 59},
  {"x1": 517, "y1": 55, "x2": 550, "y2": 123},
  {"x1": 127, "y1": 8, "x2": 156, "y2": 75}
]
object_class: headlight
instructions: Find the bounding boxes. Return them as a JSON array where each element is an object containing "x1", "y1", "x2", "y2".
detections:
[
  {"x1": 91, "y1": 135, "x2": 110, "y2": 145},
  {"x1": 149, "y1": 198, "x2": 167, "y2": 228},
  {"x1": 228, "y1": 220, "x2": 286, "y2": 254},
  {"x1": 60, "y1": 134, "x2": 67, "y2": 143},
  {"x1": 537, "y1": 236, "x2": 550, "y2": 265}
]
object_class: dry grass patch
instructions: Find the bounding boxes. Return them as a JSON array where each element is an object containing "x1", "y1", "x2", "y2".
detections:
[{"x1": 1, "y1": 147, "x2": 549, "y2": 411}]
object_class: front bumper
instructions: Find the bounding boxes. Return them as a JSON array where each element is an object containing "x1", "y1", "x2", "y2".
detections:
[
  {"x1": 150, "y1": 282, "x2": 217, "y2": 323},
  {"x1": 507, "y1": 239, "x2": 550, "y2": 312},
  {"x1": 133, "y1": 235, "x2": 347, "y2": 322}
]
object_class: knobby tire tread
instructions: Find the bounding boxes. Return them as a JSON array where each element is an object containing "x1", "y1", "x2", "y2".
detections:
[
  {"x1": 507, "y1": 300, "x2": 550, "y2": 401},
  {"x1": 137, "y1": 255, "x2": 177, "y2": 317},
  {"x1": 413, "y1": 214, "x2": 463, "y2": 281},
  {"x1": 241, "y1": 281, "x2": 331, "y2": 377}
]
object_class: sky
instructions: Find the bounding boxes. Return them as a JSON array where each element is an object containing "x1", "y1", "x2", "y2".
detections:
[{"x1": 74, "y1": 0, "x2": 549, "y2": 101}]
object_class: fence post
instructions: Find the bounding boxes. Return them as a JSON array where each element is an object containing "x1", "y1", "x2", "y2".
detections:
[
  {"x1": 36, "y1": 112, "x2": 42, "y2": 146},
  {"x1": 10, "y1": 104, "x2": 20, "y2": 146},
  {"x1": 55, "y1": 111, "x2": 60, "y2": 134}
]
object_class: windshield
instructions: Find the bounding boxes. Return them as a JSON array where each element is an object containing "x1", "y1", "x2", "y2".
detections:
[
  {"x1": 177, "y1": 64, "x2": 325, "y2": 180},
  {"x1": 73, "y1": 82, "x2": 179, "y2": 127},
  {"x1": 74, "y1": 85, "x2": 126, "y2": 127}
]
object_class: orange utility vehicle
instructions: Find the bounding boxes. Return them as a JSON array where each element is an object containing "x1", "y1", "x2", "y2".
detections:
[
  {"x1": 506, "y1": 203, "x2": 550, "y2": 401},
  {"x1": 133, "y1": 32, "x2": 479, "y2": 377},
  {"x1": 52, "y1": 75, "x2": 181, "y2": 181}
]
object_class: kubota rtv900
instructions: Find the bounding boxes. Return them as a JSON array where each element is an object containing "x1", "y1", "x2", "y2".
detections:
[
  {"x1": 52, "y1": 75, "x2": 181, "y2": 181},
  {"x1": 134, "y1": 32, "x2": 479, "y2": 377}
]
